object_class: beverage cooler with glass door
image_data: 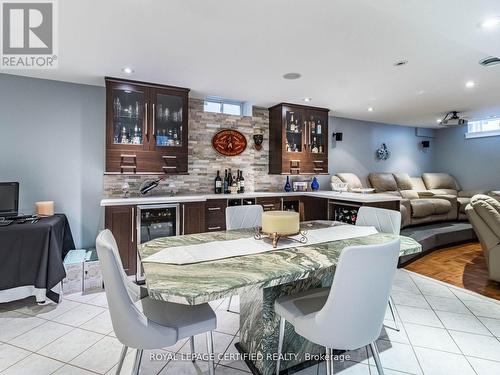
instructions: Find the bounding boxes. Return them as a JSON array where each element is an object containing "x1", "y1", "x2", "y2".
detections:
[{"x1": 136, "y1": 204, "x2": 179, "y2": 280}]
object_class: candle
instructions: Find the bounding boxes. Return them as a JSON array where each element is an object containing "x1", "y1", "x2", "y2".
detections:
[
  {"x1": 261, "y1": 211, "x2": 300, "y2": 235},
  {"x1": 36, "y1": 201, "x2": 54, "y2": 217}
]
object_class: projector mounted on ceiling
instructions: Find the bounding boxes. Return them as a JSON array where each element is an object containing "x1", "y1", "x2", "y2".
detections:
[{"x1": 440, "y1": 111, "x2": 468, "y2": 127}]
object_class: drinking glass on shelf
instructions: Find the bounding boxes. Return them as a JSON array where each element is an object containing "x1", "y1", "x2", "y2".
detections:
[{"x1": 157, "y1": 104, "x2": 163, "y2": 120}]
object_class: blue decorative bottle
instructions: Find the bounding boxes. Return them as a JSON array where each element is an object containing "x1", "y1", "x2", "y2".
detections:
[
  {"x1": 311, "y1": 176, "x2": 320, "y2": 191},
  {"x1": 284, "y1": 176, "x2": 292, "y2": 192}
]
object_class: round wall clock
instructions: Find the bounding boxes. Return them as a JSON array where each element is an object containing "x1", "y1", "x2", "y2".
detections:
[{"x1": 212, "y1": 129, "x2": 247, "y2": 156}]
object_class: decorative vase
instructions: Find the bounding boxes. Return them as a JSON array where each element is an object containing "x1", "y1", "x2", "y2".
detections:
[
  {"x1": 311, "y1": 176, "x2": 320, "y2": 191},
  {"x1": 284, "y1": 176, "x2": 292, "y2": 192}
]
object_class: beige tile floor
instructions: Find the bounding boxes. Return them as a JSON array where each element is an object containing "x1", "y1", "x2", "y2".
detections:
[{"x1": 2, "y1": 270, "x2": 500, "y2": 374}]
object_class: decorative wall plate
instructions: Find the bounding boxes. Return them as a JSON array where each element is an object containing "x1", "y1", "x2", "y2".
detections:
[{"x1": 212, "y1": 129, "x2": 247, "y2": 156}]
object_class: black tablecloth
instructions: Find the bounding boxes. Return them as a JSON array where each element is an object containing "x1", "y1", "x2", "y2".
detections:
[{"x1": 0, "y1": 214, "x2": 75, "y2": 303}]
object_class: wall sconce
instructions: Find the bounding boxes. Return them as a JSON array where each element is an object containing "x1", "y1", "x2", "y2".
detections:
[
  {"x1": 332, "y1": 132, "x2": 343, "y2": 141},
  {"x1": 421, "y1": 140, "x2": 430, "y2": 148},
  {"x1": 253, "y1": 127, "x2": 264, "y2": 151}
]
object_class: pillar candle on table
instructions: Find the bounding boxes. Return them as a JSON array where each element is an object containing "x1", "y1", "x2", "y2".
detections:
[
  {"x1": 261, "y1": 211, "x2": 300, "y2": 235},
  {"x1": 36, "y1": 201, "x2": 54, "y2": 216}
]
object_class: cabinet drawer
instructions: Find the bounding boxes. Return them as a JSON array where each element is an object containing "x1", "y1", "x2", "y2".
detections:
[
  {"x1": 205, "y1": 199, "x2": 227, "y2": 232},
  {"x1": 256, "y1": 197, "x2": 282, "y2": 211}
]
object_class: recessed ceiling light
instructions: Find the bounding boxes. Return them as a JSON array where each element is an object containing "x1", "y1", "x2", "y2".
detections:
[
  {"x1": 480, "y1": 17, "x2": 500, "y2": 29},
  {"x1": 393, "y1": 59, "x2": 408, "y2": 67},
  {"x1": 303, "y1": 97, "x2": 312, "y2": 102},
  {"x1": 368, "y1": 107, "x2": 374, "y2": 112},
  {"x1": 416, "y1": 90, "x2": 427, "y2": 95},
  {"x1": 283, "y1": 72, "x2": 301, "y2": 80},
  {"x1": 122, "y1": 67, "x2": 134, "y2": 74},
  {"x1": 465, "y1": 81, "x2": 475, "y2": 88}
]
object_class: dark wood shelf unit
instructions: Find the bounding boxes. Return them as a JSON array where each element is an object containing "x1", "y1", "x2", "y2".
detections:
[
  {"x1": 105, "y1": 77, "x2": 189, "y2": 174},
  {"x1": 268, "y1": 103, "x2": 329, "y2": 175}
]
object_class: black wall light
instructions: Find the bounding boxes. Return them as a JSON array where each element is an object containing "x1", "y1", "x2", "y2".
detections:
[
  {"x1": 332, "y1": 132, "x2": 343, "y2": 141},
  {"x1": 421, "y1": 140, "x2": 430, "y2": 148}
]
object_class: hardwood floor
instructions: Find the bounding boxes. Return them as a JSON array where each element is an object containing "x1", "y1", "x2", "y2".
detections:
[{"x1": 405, "y1": 241, "x2": 500, "y2": 300}]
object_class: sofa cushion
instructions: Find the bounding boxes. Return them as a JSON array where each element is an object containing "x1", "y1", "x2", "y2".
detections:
[
  {"x1": 410, "y1": 177, "x2": 427, "y2": 191},
  {"x1": 422, "y1": 173, "x2": 460, "y2": 191},
  {"x1": 393, "y1": 173, "x2": 413, "y2": 190},
  {"x1": 369, "y1": 173, "x2": 398, "y2": 192},
  {"x1": 411, "y1": 200, "x2": 435, "y2": 218},
  {"x1": 400, "y1": 190, "x2": 419, "y2": 200},
  {"x1": 429, "y1": 189, "x2": 458, "y2": 196},
  {"x1": 410, "y1": 199, "x2": 452, "y2": 218},
  {"x1": 458, "y1": 197, "x2": 470, "y2": 213},
  {"x1": 336, "y1": 173, "x2": 363, "y2": 190},
  {"x1": 432, "y1": 199, "x2": 453, "y2": 215}
]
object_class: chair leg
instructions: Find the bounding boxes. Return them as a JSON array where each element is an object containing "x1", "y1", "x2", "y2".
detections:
[
  {"x1": 226, "y1": 295, "x2": 233, "y2": 312},
  {"x1": 115, "y1": 345, "x2": 128, "y2": 375},
  {"x1": 206, "y1": 331, "x2": 215, "y2": 375},
  {"x1": 369, "y1": 342, "x2": 385, "y2": 375},
  {"x1": 325, "y1": 347, "x2": 332, "y2": 375},
  {"x1": 190, "y1": 336, "x2": 195, "y2": 362},
  {"x1": 387, "y1": 297, "x2": 400, "y2": 331},
  {"x1": 131, "y1": 348, "x2": 143, "y2": 375},
  {"x1": 276, "y1": 317, "x2": 285, "y2": 375}
]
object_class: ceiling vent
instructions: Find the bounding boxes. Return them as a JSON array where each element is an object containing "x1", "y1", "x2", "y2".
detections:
[{"x1": 479, "y1": 56, "x2": 500, "y2": 67}]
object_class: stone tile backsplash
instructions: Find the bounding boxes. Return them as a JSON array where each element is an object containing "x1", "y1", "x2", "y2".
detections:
[{"x1": 104, "y1": 99, "x2": 313, "y2": 197}]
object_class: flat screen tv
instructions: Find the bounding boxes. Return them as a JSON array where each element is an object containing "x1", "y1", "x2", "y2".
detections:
[{"x1": 0, "y1": 182, "x2": 19, "y2": 217}]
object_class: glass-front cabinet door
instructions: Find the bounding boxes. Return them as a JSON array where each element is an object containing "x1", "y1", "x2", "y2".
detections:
[
  {"x1": 305, "y1": 110, "x2": 327, "y2": 155},
  {"x1": 151, "y1": 88, "x2": 188, "y2": 152},
  {"x1": 107, "y1": 82, "x2": 148, "y2": 150},
  {"x1": 284, "y1": 109, "x2": 304, "y2": 153}
]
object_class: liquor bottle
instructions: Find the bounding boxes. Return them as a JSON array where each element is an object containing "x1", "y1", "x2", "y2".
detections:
[
  {"x1": 132, "y1": 125, "x2": 140, "y2": 144},
  {"x1": 236, "y1": 170, "x2": 241, "y2": 193},
  {"x1": 215, "y1": 170, "x2": 222, "y2": 194},
  {"x1": 239, "y1": 171, "x2": 245, "y2": 193},
  {"x1": 312, "y1": 138, "x2": 319, "y2": 153},
  {"x1": 317, "y1": 120, "x2": 322, "y2": 135},
  {"x1": 319, "y1": 144, "x2": 323, "y2": 153},
  {"x1": 120, "y1": 126, "x2": 127, "y2": 144},
  {"x1": 311, "y1": 120, "x2": 316, "y2": 134},
  {"x1": 223, "y1": 169, "x2": 229, "y2": 194},
  {"x1": 231, "y1": 173, "x2": 238, "y2": 194},
  {"x1": 228, "y1": 169, "x2": 233, "y2": 188},
  {"x1": 290, "y1": 113, "x2": 295, "y2": 132},
  {"x1": 286, "y1": 140, "x2": 290, "y2": 152}
]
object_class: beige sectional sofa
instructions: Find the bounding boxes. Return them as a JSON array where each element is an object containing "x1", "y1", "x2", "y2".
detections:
[{"x1": 334, "y1": 172, "x2": 494, "y2": 228}]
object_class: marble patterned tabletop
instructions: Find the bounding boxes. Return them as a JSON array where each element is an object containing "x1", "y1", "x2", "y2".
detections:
[{"x1": 137, "y1": 221, "x2": 422, "y2": 305}]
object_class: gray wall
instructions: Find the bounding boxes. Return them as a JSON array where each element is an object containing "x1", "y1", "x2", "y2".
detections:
[
  {"x1": 434, "y1": 126, "x2": 500, "y2": 190},
  {"x1": 0, "y1": 74, "x2": 105, "y2": 248},
  {"x1": 328, "y1": 117, "x2": 436, "y2": 185}
]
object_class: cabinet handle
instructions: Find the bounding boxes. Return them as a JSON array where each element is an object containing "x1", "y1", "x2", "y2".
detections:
[
  {"x1": 208, "y1": 226, "x2": 221, "y2": 230},
  {"x1": 152, "y1": 103, "x2": 156, "y2": 137},
  {"x1": 182, "y1": 205, "x2": 185, "y2": 235},
  {"x1": 208, "y1": 207, "x2": 221, "y2": 211},
  {"x1": 144, "y1": 102, "x2": 148, "y2": 138},
  {"x1": 131, "y1": 206, "x2": 134, "y2": 243},
  {"x1": 262, "y1": 204, "x2": 275, "y2": 208},
  {"x1": 162, "y1": 155, "x2": 177, "y2": 159}
]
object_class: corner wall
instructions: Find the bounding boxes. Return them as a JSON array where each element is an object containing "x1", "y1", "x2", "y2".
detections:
[{"x1": 434, "y1": 126, "x2": 500, "y2": 190}]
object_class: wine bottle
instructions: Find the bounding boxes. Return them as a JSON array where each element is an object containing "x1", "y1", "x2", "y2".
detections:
[
  {"x1": 239, "y1": 171, "x2": 245, "y2": 193},
  {"x1": 215, "y1": 170, "x2": 222, "y2": 194},
  {"x1": 223, "y1": 169, "x2": 229, "y2": 194},
  {"x1": 312, "y1": 137, "x2": 319, "y2": 153},
  {"x1": 236, "y1": 169, "x2": 241, "y2": 193},
  {"x1": 228, "y1": 169, "x2": 233, "y2": 188},
  {"x1": 317, "y1": 120, "x2": 322, "y2": 135}
]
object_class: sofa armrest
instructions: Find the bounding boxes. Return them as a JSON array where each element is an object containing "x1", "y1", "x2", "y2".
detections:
[
  {"x1": 416, "y1": 190, "x2": 435, "y2": 198},
  {"x1": 459, "y1": 190, "x2": 489, "y2": 198}
]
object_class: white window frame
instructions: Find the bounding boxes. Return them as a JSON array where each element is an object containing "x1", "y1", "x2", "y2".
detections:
[
  {"x1": 203, "y1": 97, "x2": 243, "y2": 116},
  {"x1": 465, "y1": 118, "x2": 500, "y2": 139}
]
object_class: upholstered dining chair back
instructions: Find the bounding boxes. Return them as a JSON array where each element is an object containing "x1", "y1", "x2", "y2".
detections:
[
  {"x1": 226, "y1": 204, "x2": 263, "y2": 230},
  {"x1": 356, "y1": 206, "x2": 401, "y2": 235},
  {"x1": 314, "y1": 239, "x2": 400, "y2": 350},
  {"x1": 96, "y1": 230, "x2": 177, "y2": 349}
]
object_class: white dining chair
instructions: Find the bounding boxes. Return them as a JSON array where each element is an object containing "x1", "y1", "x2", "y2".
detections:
[
  {"x1": 225, "y1": 205, "x2": 264, "y2": 312},
  {"x1": 356, "y1": 206, "x2": 401, "y2": 331},
  {"x1": 226, "y1": 204, "x2": 263, "y2": 230},
  {"x1": 275, "y1": 239, "x2": 401, "y2": 375},
  {"x1": 96, "y1": 230, "x2": 217, "y2": 375}
]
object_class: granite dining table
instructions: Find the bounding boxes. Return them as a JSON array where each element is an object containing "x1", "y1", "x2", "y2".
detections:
[{"x1": 137, "y1": 221, "x2": 422, "y2": 375}]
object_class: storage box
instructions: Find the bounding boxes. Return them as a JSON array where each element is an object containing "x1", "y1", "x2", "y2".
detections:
[{"x1": 63, "y1": 249, "x2": 103, "y2": 295}]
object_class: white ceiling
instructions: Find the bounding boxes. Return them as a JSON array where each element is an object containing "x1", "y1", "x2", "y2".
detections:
[{"x1": 3, "y1": 0, "x2": 500, "y2": 127}]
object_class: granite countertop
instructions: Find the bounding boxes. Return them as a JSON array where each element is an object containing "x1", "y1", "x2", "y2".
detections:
[
  {"x1": 100, "y1": 191, "x2": 401, "y2": 206},
  {"x1": 137, "y1": 221, "x2": 421, "y2": 305}
]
